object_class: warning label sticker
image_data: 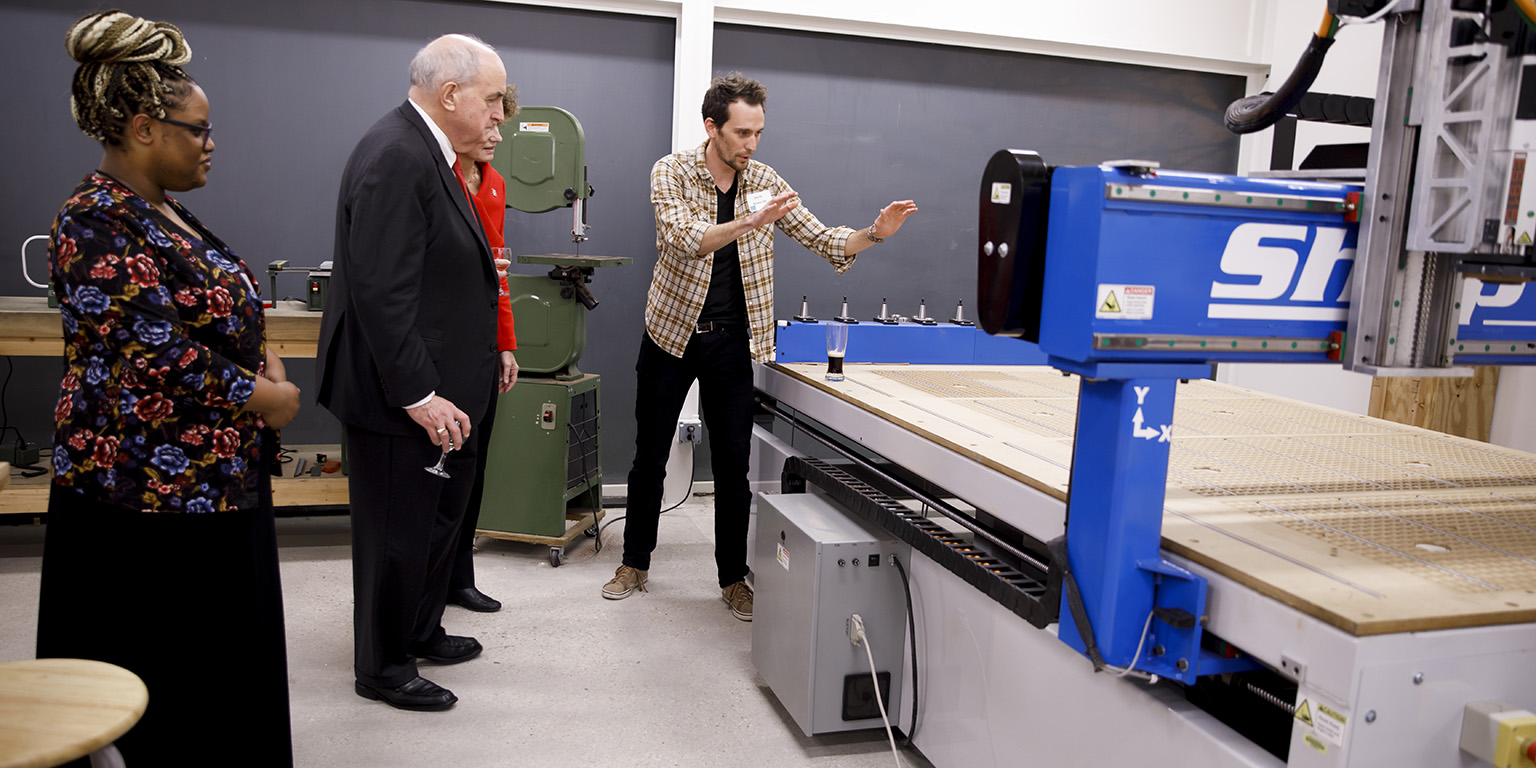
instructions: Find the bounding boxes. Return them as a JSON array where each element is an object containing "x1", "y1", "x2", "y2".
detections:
[
  {"x1": 1314, "y1": 702, "x2": 1347, "y2": 746},
  {"x1": 1097, "y1": 284, "x2": 1154, "y2": 320},
  {"x1": 1304, "y1": 734, "x2": 1327, "y2": 754},
  {"x1": 776, "y1": 542, "x2": 790, "y2": 571},
  {"x1": 1295, "y1": 699, "x2": 1313, "y2": 727},
  {"x1": 991, "y1": 182, "x2": 1012, "y2": 205}
]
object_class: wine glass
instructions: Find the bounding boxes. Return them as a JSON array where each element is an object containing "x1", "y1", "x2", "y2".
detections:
[
  {"x1": 425, "y1": 447, "x2": 450, "y2": 478},
  {"x1": 492, "y1": 247, "x2": 512, "y2": 297}
]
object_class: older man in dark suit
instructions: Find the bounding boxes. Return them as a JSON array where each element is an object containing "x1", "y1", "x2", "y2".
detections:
[{"x1": 317, "y1": 33, "x2": 507, "y2": 712}]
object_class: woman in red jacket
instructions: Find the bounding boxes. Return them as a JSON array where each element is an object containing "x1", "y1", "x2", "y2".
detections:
[{"x1": 447, "y1": 87, "x2": 519, "y2": 612}]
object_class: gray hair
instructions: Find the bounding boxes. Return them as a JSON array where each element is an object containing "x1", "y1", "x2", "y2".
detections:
[{"x1": 408, "y1": 34, "x2": 496, "y2": 91}]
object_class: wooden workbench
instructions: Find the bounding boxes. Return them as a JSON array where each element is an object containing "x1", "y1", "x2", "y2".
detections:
[
  {"x1": 774, "y1": 363, "x2": 1536, "y2": 637},
  {"x1": 0, "y1": 295, "x2": 322, "y2": 357},
  {"x1": 0, "y1": 444, "x2": 347, "y2": 517},
  {"x1": 0, "y1": 297, "x2": 344, "y2": 515}
]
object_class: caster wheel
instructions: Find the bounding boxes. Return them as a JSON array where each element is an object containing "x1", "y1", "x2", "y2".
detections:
[
  {"x1": 584, "y1": 525, "x2": 598, "y2": 538},
  {"x1": 550, "y1": 547, "x2": 565, "y2": 567}
]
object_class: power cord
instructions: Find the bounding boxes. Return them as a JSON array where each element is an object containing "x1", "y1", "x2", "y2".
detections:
[
  {"x1": 1, "y1": 357, "x2": 46, "y2": 478},
  {"x1": 848, "y1": 613, "x2": 904, "y2": 768},
  {"x1": 595, "y1": 444, "x2": 696, "y2": 554},
  {"x1": 890, "y1": 554, "x2": 919, "y2": 745},
  {"x1": 1104, "y1": 611, "x2": 1157, "y2": 681}
]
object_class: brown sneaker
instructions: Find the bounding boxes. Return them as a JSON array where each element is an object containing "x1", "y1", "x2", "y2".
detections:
[
  {"x1": 722, "y1": 580, "x2": 753, "y2": 621},
  {"x1": 602, "y1": 565, "x2": 647, "y2": 600}
]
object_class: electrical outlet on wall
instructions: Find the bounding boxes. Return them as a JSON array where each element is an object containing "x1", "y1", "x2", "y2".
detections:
[{"x1": 677, "y1": 419, "x2": 702, "y2": 444}]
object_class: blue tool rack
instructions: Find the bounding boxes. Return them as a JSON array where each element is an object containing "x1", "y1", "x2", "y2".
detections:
[{"x1": 774, "y1": 320, "x2": 1050, "y2": 366}]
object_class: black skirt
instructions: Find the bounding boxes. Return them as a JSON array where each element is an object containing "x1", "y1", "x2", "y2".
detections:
[{"x1": 35, "y1": 475, "x2": 293, "y2": 766}]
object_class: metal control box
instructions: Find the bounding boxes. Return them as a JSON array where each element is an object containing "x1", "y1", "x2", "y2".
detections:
[{"x1": 752, "y1": 491, "x2": 910, "y2": 737}]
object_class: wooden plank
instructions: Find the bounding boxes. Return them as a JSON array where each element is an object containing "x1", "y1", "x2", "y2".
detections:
[
  {"x1": 1, "y1": 444, "x2": 349, "y2": 515},
  {"x1": 476, "y1": 510, "x2": 603, "y2": 546},
  {"x1": 1371, "y1": 376, "x2": 1427, "y2": 428},
  {"x1": 775, "y1": 363, "x2": 1536, "y2": 637},
  {"x1": 270, "y1": 475, "x2": 349, "y2": 507},
  {"x1": 0, "y1": 475, "x2": 348, "y2": 516},
  {"x1": 0, "y1": 296, "x2": 321, "y2": 360},
  {"x1": 0, "y1": 486, "x2": 47, "y2": 516},
  {"x1": 1438, "y1": 366, "x2": 1499, "y2": 441},
  {"x1": 1369, "y1": 367, "x2": 1499, "y2": 441},
  {"x1": 0, "y1": 340, "x2": 64, "y2": 357}
]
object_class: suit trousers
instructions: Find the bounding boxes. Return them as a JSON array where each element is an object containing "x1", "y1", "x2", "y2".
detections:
[
  {"x1": 451, "y1": 392, "x2": 498, "y2": 590},
  {"x1": 622, "y1": 326, "x2": 754, "y2": 588},
  {"x1": 347, "y1": 423, "x2": 479, "y2": 688}
]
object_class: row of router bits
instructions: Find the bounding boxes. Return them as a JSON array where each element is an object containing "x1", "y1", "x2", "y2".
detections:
[{"x1": 791, "y1": 296, "x2": 974, "y2": 327}]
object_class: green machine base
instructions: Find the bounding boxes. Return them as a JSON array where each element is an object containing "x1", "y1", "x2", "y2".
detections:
[{"x1": 475, "y1": 374, "x2": 602, "y2": 543}]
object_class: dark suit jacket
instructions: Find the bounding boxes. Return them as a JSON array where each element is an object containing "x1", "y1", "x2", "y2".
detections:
[{"x1": 316, "y1": 101, "x2": 500, "y2": 435}]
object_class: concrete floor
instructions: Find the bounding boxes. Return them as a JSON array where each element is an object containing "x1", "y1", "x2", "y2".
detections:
[{"x1": 0, "y1": 495, "x2": 931, "y2": 768}]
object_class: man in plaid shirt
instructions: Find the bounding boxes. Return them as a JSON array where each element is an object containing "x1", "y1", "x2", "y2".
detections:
[{"x1": 602, "y1": 72, "x2": 918, "y2": 620}]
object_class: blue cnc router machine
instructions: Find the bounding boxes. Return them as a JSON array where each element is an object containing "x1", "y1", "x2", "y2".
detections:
[{"x1": 750, "y1": 4, "x2": 1536, "y2": 767}]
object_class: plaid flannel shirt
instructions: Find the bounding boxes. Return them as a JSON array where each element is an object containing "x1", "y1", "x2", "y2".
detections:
[{"x1": 645, "y1": 142, "x2": 856, "y2": 363}]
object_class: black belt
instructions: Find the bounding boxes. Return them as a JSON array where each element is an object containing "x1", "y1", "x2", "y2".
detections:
[{"x1": 694, "y1": 320, "x2": 736, "y2": 334}]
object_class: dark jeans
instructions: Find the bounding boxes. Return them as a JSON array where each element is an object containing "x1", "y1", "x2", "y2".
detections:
[{"x1": 623, "y1": 327, "x2": 754, "y2": 587}]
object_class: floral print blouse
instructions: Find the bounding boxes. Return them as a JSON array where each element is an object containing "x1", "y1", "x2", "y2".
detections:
[{"x1": 49, "y1": 173, "x2": 268, "y2": 513}]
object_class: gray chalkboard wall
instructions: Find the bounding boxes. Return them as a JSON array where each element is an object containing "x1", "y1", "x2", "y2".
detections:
[
  {"x1": 712, "y1": 24, "x2": 1244, "y2": 331},
  {"x1": 0, "y1": 0, "x2": 673, "y2": 485},
  {"x1": 0, "y1": 2, "x2": 1240, "y2": 487}
]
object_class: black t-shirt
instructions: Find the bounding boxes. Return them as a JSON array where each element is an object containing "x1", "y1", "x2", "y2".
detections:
[{"x1": 698, "y1": 175, "x2": 747, "y2": 324}]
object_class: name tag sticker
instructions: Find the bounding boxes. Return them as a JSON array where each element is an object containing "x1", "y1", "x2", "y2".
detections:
[{"x1": 746, "y1": 190, "x2": 773, "y2": 212}]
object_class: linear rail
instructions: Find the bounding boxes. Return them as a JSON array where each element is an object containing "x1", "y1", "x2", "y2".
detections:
[
  {"x1": 779, "y1": 455, "x2": 1058, "y2": 629},
  {"x1": 758, "y1": 398, "x2": 1050, "y2": 574}
]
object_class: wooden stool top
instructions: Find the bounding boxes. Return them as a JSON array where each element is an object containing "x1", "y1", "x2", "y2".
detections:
[{"x1": 0, "y1": 658, "x2": 148, "y2": 768}]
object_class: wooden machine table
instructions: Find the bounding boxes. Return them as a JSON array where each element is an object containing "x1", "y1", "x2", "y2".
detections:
[{"x1": 772, "y1": 363, "x2": 1536, "y2": 637}]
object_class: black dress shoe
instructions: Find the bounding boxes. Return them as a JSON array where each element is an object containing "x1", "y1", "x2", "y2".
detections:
[
  {"x1": 448, "y1": 586, "x2": 502, "y2": 613},
  {"x1": 413, "y1": 634, "x2": 483, "y2": 665},
  {"x1": 355, "y1": 676, "x2": 457, "y2": 711}
]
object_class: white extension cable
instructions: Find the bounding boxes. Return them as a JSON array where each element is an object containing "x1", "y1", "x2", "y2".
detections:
[{"x1": 849, "y1": 613, "x2": 904, "y2": 768}]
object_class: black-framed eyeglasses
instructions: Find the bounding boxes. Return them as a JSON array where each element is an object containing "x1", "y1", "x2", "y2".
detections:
[{"x1": 153, "y1": 115, "x2": 213, "y2": 149}]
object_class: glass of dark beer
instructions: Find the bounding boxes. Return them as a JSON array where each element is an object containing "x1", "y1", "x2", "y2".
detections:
[{"x1": 826, "y1": 321, "x2": 848, "y2": 381}]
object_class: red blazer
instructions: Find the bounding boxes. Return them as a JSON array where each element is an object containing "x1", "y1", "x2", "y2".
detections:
[{"x1": 473, "y1": 161, "x2": 516, "y2": 351}]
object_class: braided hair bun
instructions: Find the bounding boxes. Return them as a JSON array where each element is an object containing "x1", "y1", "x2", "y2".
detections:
[{"x1": 65, "y1": 10, "x2": 194, "y2": 144}]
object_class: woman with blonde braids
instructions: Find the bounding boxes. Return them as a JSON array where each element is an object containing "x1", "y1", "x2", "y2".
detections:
[{"x1": 37, "y1": 10, "x2": 296, "y2": 765}]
